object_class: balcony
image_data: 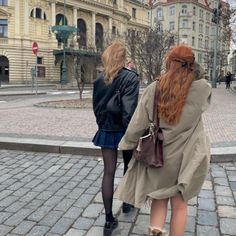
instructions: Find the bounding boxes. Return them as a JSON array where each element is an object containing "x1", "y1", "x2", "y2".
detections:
[{"x1": 0, "y1": 37, "x2": 8, "y2": 44}]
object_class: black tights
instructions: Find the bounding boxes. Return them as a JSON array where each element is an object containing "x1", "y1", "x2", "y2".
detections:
[
  {"x1": 101, "y1": 148, "x2": 133, "y2": 221},
  {"x1": 122, "y1": 150, "x2": 133, "y2": 175},
  {"x1": 101, "y1": 148, "x2": 117, "y2": 221}
]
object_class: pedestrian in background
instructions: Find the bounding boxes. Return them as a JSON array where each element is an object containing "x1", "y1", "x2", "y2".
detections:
[
  {"x1": 92, "y1": 41, "x2": 139, "y2": 235},
  {"x1": 225, "y1": 71, "x2": 232, "y2": 89},
  {"x1": 116, "y1": 45, "x2": 212, "y2": 236},
  {"x1": 126, "y1": 59, "x2": 136, "y2": 72}
]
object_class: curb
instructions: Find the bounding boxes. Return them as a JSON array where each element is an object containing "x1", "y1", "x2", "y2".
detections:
[
  {"x1": 0, "y1": 137, "x2": 235, "y2": 162},
  {"x1": 0, "y1": 91, "x2": 47, "y2": 96}
]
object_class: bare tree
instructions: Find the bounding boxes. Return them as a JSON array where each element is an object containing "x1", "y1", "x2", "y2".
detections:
[
  {"x1": 125, "y1": 27, "x2": 176, "y2": 83},
  {"x1": 67, "y1": 37, "x2": 85, "y2": 100}
]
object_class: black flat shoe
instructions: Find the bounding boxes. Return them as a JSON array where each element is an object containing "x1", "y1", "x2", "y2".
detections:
[
  {"x1": 122, "y1": 202, "x2": 134, "y2": 213},
  {"x1": 103, "y1": 218, "x2": 118, "y2": 236}
]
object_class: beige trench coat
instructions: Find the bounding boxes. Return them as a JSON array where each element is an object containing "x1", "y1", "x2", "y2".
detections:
[{"x1": 116, "y1": 79, "x2": 212, "y2": 208}]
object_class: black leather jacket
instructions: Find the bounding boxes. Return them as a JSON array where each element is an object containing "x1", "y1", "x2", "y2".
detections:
[{"x1": 93, "y1": 68, "x2": 139, "y2": 132}]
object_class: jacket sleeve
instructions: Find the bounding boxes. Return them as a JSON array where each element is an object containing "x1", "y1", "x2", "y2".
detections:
[
  {"x1": 119, "y1": 84, "x2": 153, "y2": 150},
  {"x1": 121, "y1": 75, "x2": 140, "y2": 129}
]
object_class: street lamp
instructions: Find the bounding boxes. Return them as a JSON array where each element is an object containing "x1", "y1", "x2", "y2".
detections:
[
  {"x1": 212, "y1": 0, "x2": 221, "y2": 88},
  {"x1": 51, "y1": 0, "x2": 76, "y2": 85}
]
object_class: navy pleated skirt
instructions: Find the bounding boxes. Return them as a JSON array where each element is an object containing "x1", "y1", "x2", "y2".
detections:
[{"x1": 92, "y1": 130, "x2": 124, "y2": 149}]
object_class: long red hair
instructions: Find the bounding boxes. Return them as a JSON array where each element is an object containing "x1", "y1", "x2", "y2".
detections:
[{"x1": 158, "y1": 45, "x2": 195, "y2": 125}]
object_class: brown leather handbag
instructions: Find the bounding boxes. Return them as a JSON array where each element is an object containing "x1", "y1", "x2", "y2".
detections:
[{"x1": 133, "y1": 82, "x2": 164, "y2": 168}]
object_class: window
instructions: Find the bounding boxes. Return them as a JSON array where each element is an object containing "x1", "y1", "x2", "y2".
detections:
[
  {"x1": 36, "y1": 8, "x2": 42, "y2": 19},
  {"x1": 193, "y1": 6, "x2": 196, "y2": 16},
  {"x1": 181, "y1": 5, "x2": 187, "y2": 14},
  {"x1": 30, "y1": 8, "x2": 47, "y2": 20},
  {"x1": 205, "y1": 39, "x2": 209, "y2": 49},
  {"x1": 199, "y1": 24, "x2": 203, "y2": 33},
  {"x1": 192, "y1": 36, "x2": 195, "y2": 46},
  {"x1": 37, "y1": 66, "x2": 45, "y2": 78},
  {"x1": 206, "y1": 12, "x2": 210, "y2": 21},
  {"x1": 112, "y1": 26, "x2": 116, "y2": 35},
  {"x1": 205, "y1": 26, "x2": 209, "y2": 35},
  {"x1": 0, "y1": 19, "x2": 8, "y2": 38},
  {"x1": 157, "y1": 8, "x2": 163, "y2": 19},
  {"x1": 0, "y1": 0, "x2": 7, "y2": 6},
  {"x1": 198, "y1": 38, "x2": 203, "y2": 48},
  {"x1": 169, "y1": 6, "x2": 175, "y2": 16},
  {"x1": 132, "y1": 8, "x2": 136, "y2": 19},
  {"x1": 37, "y1": 57, "x2": 43, "y2": 65},
  {"x1": 181, "y1": 19, "x2": 188, "y2": 28},
  {"x1": 198, "y1": 53, "x2": 202, "y2": 63},
  {"x1": 169, "y1": 21, "x2": 175, "y2": 31},
  {"x1": 192, "y1": 21, "x2": 196, "y2": 31},
  {"x1": 199, "y1": 9, "x2": 204, "y2": 18}
]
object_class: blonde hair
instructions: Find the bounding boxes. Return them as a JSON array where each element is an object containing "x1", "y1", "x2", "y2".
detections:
[
  {"x1": 158, "y1": 45, "x2": 195, "y2": 125},
  {"x1": 102, "y1": 41, "x2": 126, "y2": 84}
]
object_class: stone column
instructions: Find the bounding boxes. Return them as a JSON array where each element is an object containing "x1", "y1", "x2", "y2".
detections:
[
  {"x1": 108, "y1": 16, "x2": 112, "y2": 37},
  {"x1": 24, "y1": 0, "x2": 29, "y2": 36},
  {"x1": 51, "y1": 2, "x2": 56, "y2": 26},
  {"x1": 73, "y1": 8, "x2": 78, "y2": 27},
  {"x1": 120, "y1": 0, "x2": 124, "y2": 9},
  {"x1": 120, "y1": 22, "x2": 126, "y2": 36},
  {"x1": 15, "y1": 0, "x2": 20, "y2": 36},
  {"x1": 91, "y1": 12, "x2": 96, "y2": 48}
]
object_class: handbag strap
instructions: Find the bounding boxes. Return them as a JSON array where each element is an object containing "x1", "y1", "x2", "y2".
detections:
[{"x1": 153, "y1": 80, "x2": 160, "y2": 128}]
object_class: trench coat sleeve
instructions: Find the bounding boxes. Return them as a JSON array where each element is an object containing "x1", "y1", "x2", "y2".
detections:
[
  {"x1": 190, "y1": 79, "x2": 212, "y2": 113},
  {"x1": 119, "y1": 83, "x2": 154, "y2": 150},
  {"x1": 121, "y1": 75, "x2": 140, "y2": 129}
]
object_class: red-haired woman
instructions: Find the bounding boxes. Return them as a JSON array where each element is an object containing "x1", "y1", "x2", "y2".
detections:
[
  {"x1": 117, "y1": 45, "x2": 212, "y2": 236},
  {"x1": 92, "y1": 41, "x2": 139, "y2": 234}
]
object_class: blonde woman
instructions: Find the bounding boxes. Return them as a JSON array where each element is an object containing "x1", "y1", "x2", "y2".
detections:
[
  {"x1": 117, "y1": 45, "x2": 211, "y2": 236},
  {"x1": 92, "y1": 41, "x2": 139, "y2": 234}
]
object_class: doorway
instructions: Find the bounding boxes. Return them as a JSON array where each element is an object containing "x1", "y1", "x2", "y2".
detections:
[{"x1": 0, "y1": 56, "x2": 9, "y2": 83}]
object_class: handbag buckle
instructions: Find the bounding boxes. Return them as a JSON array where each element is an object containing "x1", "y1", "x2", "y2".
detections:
[{"x1": 149, "y1": 122, "x2": 156, "y2": 135}]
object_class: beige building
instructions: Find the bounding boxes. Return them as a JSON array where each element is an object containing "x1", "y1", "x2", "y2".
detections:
[
  {"x1": 0, "y1": 0, "x2": 149, "y2": 84},
  {"x1": 231, "y1": 50, "x2": 236, "y2": 75},
  {"x1": 150, "y1": 0, "x2": 231, "y2": 78}
]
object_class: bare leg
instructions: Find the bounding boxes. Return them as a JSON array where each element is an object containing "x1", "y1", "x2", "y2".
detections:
[
  {"x1": 150, "y1": 198, "x2": 169, "y2": 229},
  {"x1": 169, "y1": 194, "x2": 187, "y2": 236}
]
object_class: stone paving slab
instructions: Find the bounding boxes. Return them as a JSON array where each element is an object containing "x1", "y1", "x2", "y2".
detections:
[{"x1": 0, "y1": 149, "x2": 235, "y2": 236}]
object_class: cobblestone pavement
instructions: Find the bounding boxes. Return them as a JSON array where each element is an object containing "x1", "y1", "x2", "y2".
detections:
[
  {"x1": 0, "y1": 149, "x2": 236, "y2": 236},
  {"x1": 0, "y1": 84, "x2": 235, "y2": 146}
]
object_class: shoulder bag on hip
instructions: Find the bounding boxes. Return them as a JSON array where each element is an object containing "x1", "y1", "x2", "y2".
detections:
[{"x1": 133, "y1": 82, "x2": 164, "y2": 168}]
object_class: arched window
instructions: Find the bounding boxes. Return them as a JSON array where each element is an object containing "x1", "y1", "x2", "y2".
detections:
[
  {"x1": 56, "y1": 14, "x2": 68, "y2": 26},
  {"x1": 96, "y1": 23, "x2": 103, "y2": 51},
  {"x1": 77, "y1": 19, "x2": 87, "y2": 48},
  {"x1": 30, "y1": 8, "x2": 47, "y2": 20}
]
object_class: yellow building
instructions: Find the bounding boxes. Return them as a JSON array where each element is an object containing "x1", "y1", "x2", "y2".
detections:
[
  {"x1": 0, "y1": 0, "x2": 149, "y2": 84},
  {"x1": 151, "y1": 0, "x2": 231, "y2": 77}
]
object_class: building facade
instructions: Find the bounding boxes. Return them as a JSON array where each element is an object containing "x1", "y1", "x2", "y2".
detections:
[
  {"x1": 150, "y1": 0, "x2": 231, "y2": 78},
  {"x1": 0, "y1": 0, "x2": 149, "y2": 84}
]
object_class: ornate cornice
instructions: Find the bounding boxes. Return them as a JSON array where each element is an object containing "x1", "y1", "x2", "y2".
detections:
[{"x1": 65, "y1": 0, "x2": 131, "y2": 19}]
